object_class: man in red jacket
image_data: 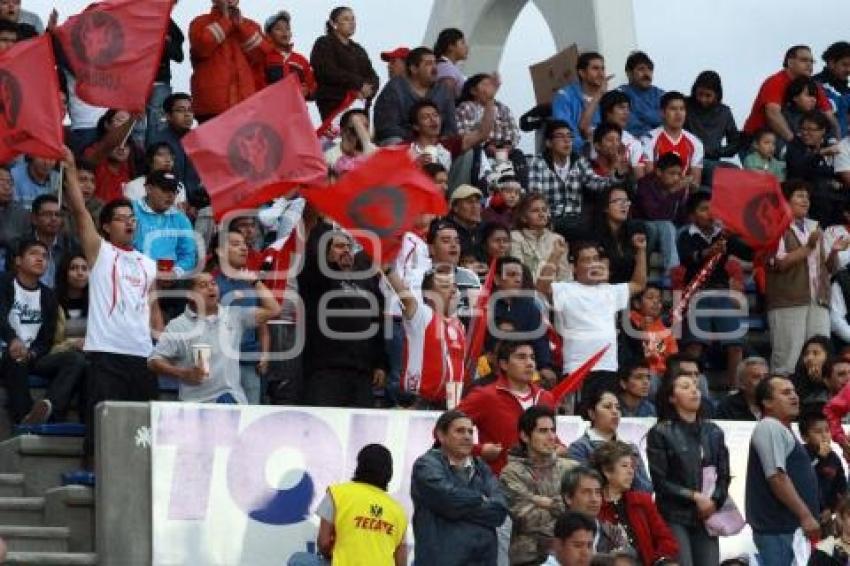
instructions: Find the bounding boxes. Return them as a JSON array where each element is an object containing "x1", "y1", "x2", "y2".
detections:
[
  {"x1": 459, "y1": 340, "x2": 555, "y2": 475},
  {"x1": 189, "y1": 0, "x2": 273, "y2": 122}
]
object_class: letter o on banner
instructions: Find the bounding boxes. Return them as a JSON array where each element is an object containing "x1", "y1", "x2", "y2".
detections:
[{"x1": 226, "y1": 411, "x2": 342, "y2": 525}]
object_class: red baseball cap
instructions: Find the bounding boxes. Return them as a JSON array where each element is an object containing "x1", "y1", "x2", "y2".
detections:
[{"x1": 380, "y1": 47, "x2": 410, "y2": 62}]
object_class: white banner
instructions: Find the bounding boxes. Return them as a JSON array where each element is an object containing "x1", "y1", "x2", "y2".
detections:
[{"x1": 151, "y1": 403, "x2": 763, "y2": 565}]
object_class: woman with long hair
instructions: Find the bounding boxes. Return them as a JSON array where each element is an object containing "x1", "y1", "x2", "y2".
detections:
[
  {"x1": 593, "y1": 440, "x2": 679, "y2": 566},
  {"x1": 309, "y1": 6, "x2": 379, "y2": 119},
  {"x1": 595, "y1": 186, "x2": 645, "y2": 284},
  {"x1": 647, "y1": 366, "x2": 732, "y2": 566},
  {"x1": 793, "y1": 334, "x2": 834, "y2": 408}
]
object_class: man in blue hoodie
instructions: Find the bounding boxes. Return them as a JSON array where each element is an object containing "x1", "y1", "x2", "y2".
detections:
[
  {"x1": 131, "y1": 171, "x2": 197, "y2": 275},
  {"x1": 551, "y1": 51, "x2": 608, "y2": 153},
  {"x1": 618, "y1": 51, "x2": 665, "y2": 138}
]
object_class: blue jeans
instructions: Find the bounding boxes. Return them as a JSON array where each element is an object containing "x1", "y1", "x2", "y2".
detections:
[
  {"x1": 144, "y1": 82, "x2": 173, "y2": 147},
  {"x1": 215, "y1": 393, "x2": 238, "y2": 404},
  {"x1": 384, "y1": 316, "x2": 412, "y2": 406},
  {"x1": 643, "y1": 220, "x2": 679, "y2": 271},
  {"x1": 753, "y1": 532, "x2": 795, "y2": 566},
  {"x1": 239, "y1": 362, "x2": 262, "y2": 404}
]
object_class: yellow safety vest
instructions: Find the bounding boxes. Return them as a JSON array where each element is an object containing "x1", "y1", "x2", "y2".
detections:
[{"x1": 328, "y1": 481, "x2": 407, "y2": 566}]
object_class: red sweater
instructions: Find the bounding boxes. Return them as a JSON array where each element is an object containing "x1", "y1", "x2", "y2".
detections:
[
  {"x1": 825, "y1": 382, "x2": 850, "y2": 446},
  {"x1": 458, "y1": 376, "x2": 554, "y2": 475},
  {"x1": 598, "y1": 491, "x2": 678, "y2": 566}
]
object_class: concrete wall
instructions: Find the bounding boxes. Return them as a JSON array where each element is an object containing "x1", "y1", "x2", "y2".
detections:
[
  {"x1": 95, "y1": 402, "x2": 151, "y2": 565},
  {"x1": 423, "y1": 0, "x2": 637, "y2": 82}
]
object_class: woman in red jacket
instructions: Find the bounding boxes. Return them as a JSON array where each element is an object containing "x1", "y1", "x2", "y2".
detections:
[{"x1": 592, "y1": 440, "x2": 679, "y2": 566}]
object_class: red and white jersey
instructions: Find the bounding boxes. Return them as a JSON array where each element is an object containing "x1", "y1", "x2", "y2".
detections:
[
  {"x1": 642, "y1": 127, "x2": 704, "y2": 173},
  {"x1": 401, "y1": 300, "x2": 466, "y2": 402}
]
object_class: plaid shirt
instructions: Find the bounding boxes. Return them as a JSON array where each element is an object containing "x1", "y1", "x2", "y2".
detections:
[
  {"x1": 527, "y1": 154, "x2": 621, "y2": 216},
  {"x1": 455, "y1": 100, "x2": 520, "y2": 147}
]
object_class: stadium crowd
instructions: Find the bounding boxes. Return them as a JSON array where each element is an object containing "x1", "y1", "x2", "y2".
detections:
[{"x1": 6, "y1": 0, "x2": 850, "y2": 564}]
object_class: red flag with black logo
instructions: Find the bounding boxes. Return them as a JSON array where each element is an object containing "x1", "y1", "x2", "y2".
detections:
[
  {"x1": 710, "y1": 168, "x2": 792, "y2": 251},
  {"x1": 182, "y1": 74, "x2": 326, "y2": 220},
  {"x1": 301, "y1": 148, "x2": 448, "y2": 264},
  {"x1": 54, "y1": 0, "x2": 171, "y2": 112},
  {"x1": 0, "y1": 35, "x2": 65, "y2": 163}
]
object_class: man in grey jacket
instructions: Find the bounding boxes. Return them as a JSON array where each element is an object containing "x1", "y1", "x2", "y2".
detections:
[
  {"x1": 374, "y1": 46, "x2": 457, "y2": 145},
  {"x1": 411, "y1": 409, "x2": 508, "y2": 566}
]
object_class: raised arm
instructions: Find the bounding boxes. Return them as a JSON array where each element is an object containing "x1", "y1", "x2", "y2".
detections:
[
  {"x1": 384, "y1": 267, "x2": 418, "y2": 320},
  {"x1": 535, "y1": 238, "x2": 567, "y2": 298},
  {"x1": 460, "y1": 99, "x2": 496, "y2": 152},
  {"x1": 60, "y1": 148, "x2": 101, "y2": 264},
  {"x1": 628, "y1": 232, "x2": 648, "y2": 295}
]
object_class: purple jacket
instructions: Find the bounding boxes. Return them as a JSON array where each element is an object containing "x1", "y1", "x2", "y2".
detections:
[{"x1": 633, "y1": 174, "x2": 689, "y2": 225}]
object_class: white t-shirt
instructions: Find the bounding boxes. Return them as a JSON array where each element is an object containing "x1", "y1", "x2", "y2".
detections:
[
  {"x1": 85, "y1": 241, "x2": 156, "y2": 357},
  {"x1": 65, "y1": 71, "x2": 107, "y2": 131},
  {"x1": 551, "y1": 281, "x2": 630, "y2": 373},
  {"x1": 8, "y1": 279, "x2": 42, "y2": 348}
]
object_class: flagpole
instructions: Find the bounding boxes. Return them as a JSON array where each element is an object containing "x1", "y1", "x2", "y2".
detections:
[
  {"x1": 120, "y1": 119, "x2": 137, "y2": 148},
  {"x1": 57, "y1": 162, "x2": 64, "y2": 208}
]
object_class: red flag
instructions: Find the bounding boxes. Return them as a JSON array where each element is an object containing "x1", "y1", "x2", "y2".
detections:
[
  {"x1": 551, "y1": 345, "x2": 610, "y2": 405},
  {"x1": 710, "y1": 169, "x2": 792, "y2": 251},
  {"x1": 0, "y1": 35, "x2": 65, "y2": 162},
  {"x1": 54, "y1": 0, "x2": 171, "y2": 112},
  {"x1": 182, "y1": 75, "x2": 326, "y2": 220},
  {"x1": 316, "y1": 90, "x2": 358, "y2": 138},
  {"x1": 464, "y1": 259, "x2": 496, "y2": 379},
  {"x1": 301, "y1": 148, "x2": 448, "y2": 263}
]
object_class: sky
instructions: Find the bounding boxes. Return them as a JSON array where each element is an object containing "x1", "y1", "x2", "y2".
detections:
[{"x1": 27, "y1": 0, "x2": 850, "y2": 152}]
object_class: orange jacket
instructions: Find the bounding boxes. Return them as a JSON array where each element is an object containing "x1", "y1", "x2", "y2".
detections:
[{"x1": 189, "y1": 8, "x2": 273, "y2": 117}]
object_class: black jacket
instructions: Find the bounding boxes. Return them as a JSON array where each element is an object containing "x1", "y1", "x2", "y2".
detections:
[
  {"x1": 677, "y1": 227, "x2": 752, "y2": 290},
  {"x1": 297, "y1": 223, "x2": 387, "y2": 376},
  {"x1": 807, "y1": 445, "x2": 848, "y2": 514},
  {"x1": 714, "y1": 391, "x2": 758, "y2": 421},
  {"x1": 309, "y1": 33, "x2": 379, "y2": 118},
  {"x1": 0, "y1": 273, "x2": 58, "y2": 360},
  {"x1": 646, "y1": 419, "x2": 731, "y2": 527},
  {"x1": 685, "y1": 100, "x2": 741, "y2": 160}
]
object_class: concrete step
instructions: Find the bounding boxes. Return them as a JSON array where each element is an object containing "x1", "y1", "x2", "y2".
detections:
[
  {"x1": 0, "y1": 436, "x2": 83, "y2": 496},
  {"x1": 4, "y1": 551, "x2": 97, "y2": 565},
  {"x1": 0, "y1": 525, "x2": 69, "y2": 552},
  {"x1": 0, "y1": 497, "x2": 44, "y2": 526},
  {"x1": 0, "y1": 473, "x2": 25, "y2": 497},
  {"x1": 44, "y1": 486, "x2": 94, "y2": 553}
]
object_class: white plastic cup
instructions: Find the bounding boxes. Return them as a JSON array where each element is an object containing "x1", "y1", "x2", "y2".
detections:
[
  {"x1": 445, "y1": 381, "x2": 463, "y2": 410},
  {"x1": 192, "y1": 344, "x2": 212, "y2": 378}
]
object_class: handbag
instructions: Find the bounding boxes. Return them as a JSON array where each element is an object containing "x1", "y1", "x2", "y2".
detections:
[{"x1": 702, "y1": 465, "x2": 746, "y2": 537}]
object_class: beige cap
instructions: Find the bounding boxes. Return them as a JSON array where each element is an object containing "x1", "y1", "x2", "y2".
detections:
[{"x1": 449, "y1": 184, "x2": 483, "y2": 204}]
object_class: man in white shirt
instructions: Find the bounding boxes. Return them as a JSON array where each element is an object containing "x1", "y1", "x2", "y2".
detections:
[
  {"x1": 62, "y1": 148, "x2": 157, "y2": 468},
  {"x1": 537, "y1": 237, "x2": 646, "y2": 399}
]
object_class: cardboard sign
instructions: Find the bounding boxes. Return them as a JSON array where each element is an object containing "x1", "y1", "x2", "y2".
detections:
[{"x1": 529, "y1": 44, "x2": 579, "y2": 104}]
